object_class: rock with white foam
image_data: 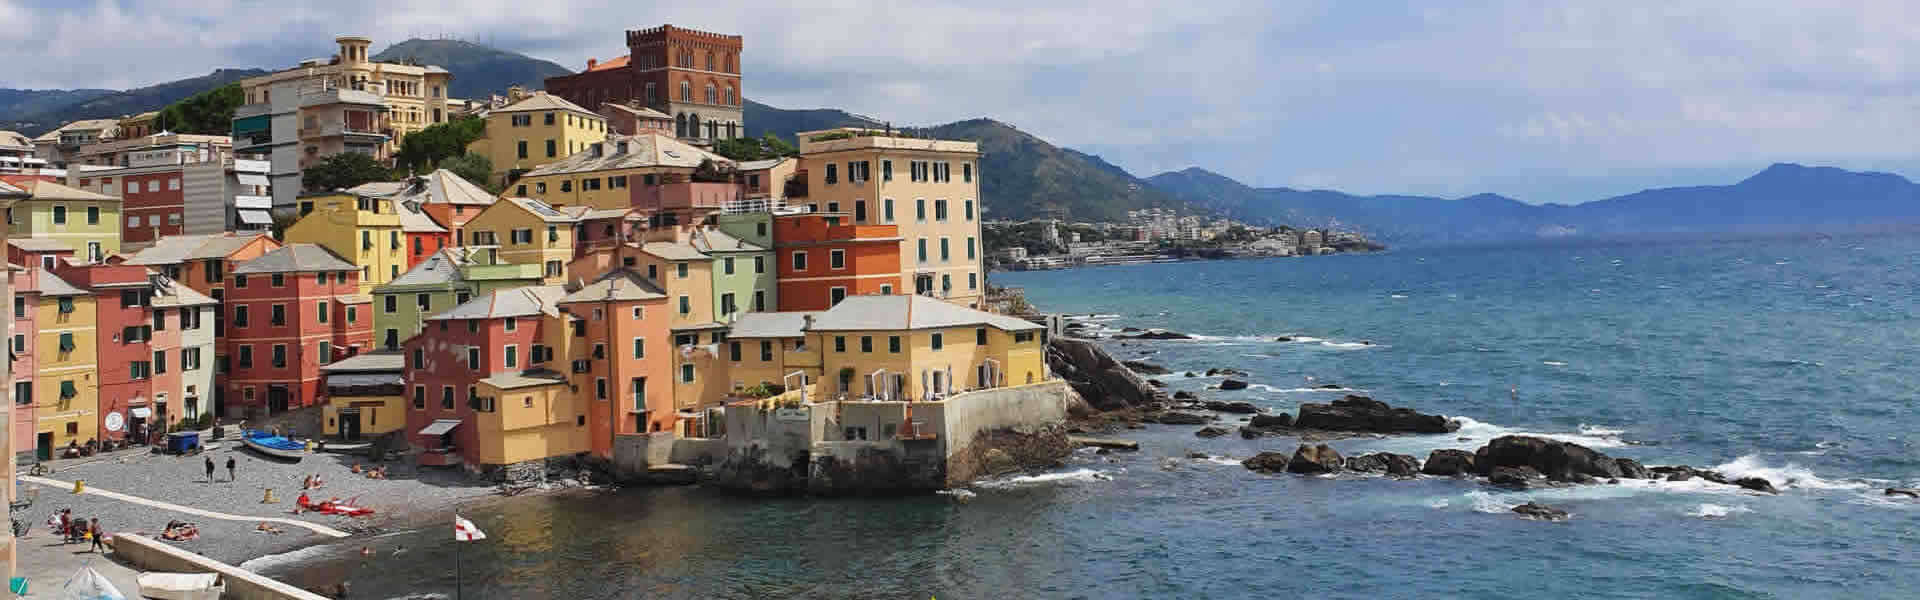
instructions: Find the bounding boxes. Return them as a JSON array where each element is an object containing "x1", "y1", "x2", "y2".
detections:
[
  {"x1": 1472, "y1": 435, "x2": 1622, "y2": 482},
  {"x1": 1345, "y1": 452, "x2": 1421, "y2": 477},
  {"x1": 1286, "y1": 443, "x2": 1345, "y2": 474},
  {"x1": 1511, "y1": 502, "x2": 1570, "y2": 522},
  {"x1": 1294, "y1": 395, "x2": 1457, "y2": 434}
]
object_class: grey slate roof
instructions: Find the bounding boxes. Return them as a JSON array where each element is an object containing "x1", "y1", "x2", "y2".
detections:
[
  {"x1": 641, "y1": 241, "x2": 709, "y2": 262},
  {"x1": 521, "y1": 133, "x2": 728, "y2": 177},
  {"x1": 321, "y1": 351, "x2": 406, "y2": 373},
  {"x1": 428, "y1": 285, "x2": 566, "y2": 320},
  {"x1": 123, "y1": 233, "x2": 271, "y2": 265},
  {"x1": 496, "y1": 196, "x2": 577, "y2": 223},
  {"x1": 8, "y1": 238, "x2": 70, "y2": 252},
  {"x1": 694, "y1": 227, "x2": 765, "y2": 253},
  {"x1": 488, "y1": 92, "x2": 597, "y2": 116},
  {"x1": 728, "y1": 311, "x2": 821, "y2": 339},
  {"x1": 564, "y1": 206, "x2": 636, "y2": 221},
  {"x1": 349, "y1": 169, "x2": 495, "y2": 207},
  {"x1": 807, "y1": 295, "x2": 1045, "y2": 332},
  {"x1": 150, "y1": 281, "x2": 219, "y2": 307},
  {"x1": 479, "y1": 369, "x2": 570, "y2": 390},
  {"x1": 736, "y1": 158, "x2": 789, "y2": 171},
  {"x1": 232, "y1": 244, "x2": 357, "y2": 274},
  {"x1": 378, "y1": 247, "x2": 467, "y2": 291},
  {"x1": 34, "y1": 270, "x2": 88, "y2": 297},
  {"x1": 557, "y1": 269, "x2": 665, "y2": 304}
]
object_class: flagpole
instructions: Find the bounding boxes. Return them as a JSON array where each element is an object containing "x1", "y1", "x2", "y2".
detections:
[{"x1": 455, "y1": 508, "x2": 465, "y2": 600}]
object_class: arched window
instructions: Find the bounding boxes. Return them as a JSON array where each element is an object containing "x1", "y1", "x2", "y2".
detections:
[
  {"x1": 726, "y1": 121, "x2": 737, "y2": 139},
  {"x1": 688, "y1": 113, "x2": 701, "y2": 138},
  {"x1": 724, "y1": 86, "x2": 735, "y2": 105},
  {"x1": 705, "y1": 84, "x2": 716, "y2": 104},
  {"x1": 644, "y1": 82, "x2": 656, "y2": 104},
  {"x1": 675, "y1": 113, "x2": 686, "y2": 137},
  {"x1": 706, "y1": 52, "x2": 715, "y2": 71},
  {"x1": 680, "y1": 80, "x2": 691, "y2": 101},
  {"x1": 726, "y1": 53, "x2": 735, "y2": 73}
]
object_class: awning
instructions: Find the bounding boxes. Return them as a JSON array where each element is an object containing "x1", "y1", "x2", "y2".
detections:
[
  {"x1": 237, "y1": 174, "x2": 270, "y2": 186},
  {"x1": 419, "y1": 419, "x2": 461, "y2": 436},
  {"x1": 235, "y1": 195, "x2": 272, "y2": 209},
  {"x1": 237, "y1": 209, "x2": 272, "y2": 225},
  {"x1": 129, "y1": 407, "x2": 151, "y2": 418}
]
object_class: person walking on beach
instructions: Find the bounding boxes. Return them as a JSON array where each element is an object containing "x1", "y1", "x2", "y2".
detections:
[
  {"x1": 204, "y1": 456, "x2": 215, "y2": 483},
  {"x1": 88, "y1": 518, "x2": 106, "y2": 553},
  {"x1": 226, "y1": 456, "x2": 237, "y2": 482}
]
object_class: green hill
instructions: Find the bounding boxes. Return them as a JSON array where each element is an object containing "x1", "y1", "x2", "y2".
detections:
[{"x1": 3, "y1": 69, "x2": 264, "y2": 136}]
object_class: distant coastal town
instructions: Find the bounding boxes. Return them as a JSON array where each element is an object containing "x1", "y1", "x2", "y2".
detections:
[{"x1": 983, "y1": 208, "x2": 1384, "y2": 271}]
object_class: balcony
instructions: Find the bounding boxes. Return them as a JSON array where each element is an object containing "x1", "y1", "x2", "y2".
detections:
[
  {"x1": 631, "y1": 181, "x2": 740, "y2": 211},
  {"x1": 300, "y1": 87, "x2": 388, "y2": 108},
  {"x1": 300, "y1": 123, "x2": 389, "y2": 141}
]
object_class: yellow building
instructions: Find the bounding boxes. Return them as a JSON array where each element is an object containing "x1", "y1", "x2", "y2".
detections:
[
  {"x1": 5, "y1": 179, "x2": 122, "y2": 261},
  {"x1": 466, "y1": 91, "x2": 609, "y2": 187},
  {"x1": 511, "y1": 133, "x2": 728, "y2": 210},
  {"x1": 460, "y1": 196, "x2": 579, "y2": 284},
  {"x1": 471, "y1": 371, "x2": 590, "y2": 466},
  {"x1": 723, "y1": 311, "x2": 823, "y2": 396},
  {"x1": 319, "y1": 352, "x2": 407, "y2": 441},
  {"x1": 799, "y1": 295, "x2": 1045, "y2": 401},
  {"x1": 284, "y1": 192, "x2": 408, "y2": 292},
  {"x1": 795, "y1": 128, "x2": 985, "y2": 308},
  {"x1": 32, "y1": 270, "x2": 99, "y2": 452}
]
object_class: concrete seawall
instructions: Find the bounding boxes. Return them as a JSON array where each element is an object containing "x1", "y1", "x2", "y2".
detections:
[{"x1": 110, "y1": 534, "x2": 331, "y2": 600}]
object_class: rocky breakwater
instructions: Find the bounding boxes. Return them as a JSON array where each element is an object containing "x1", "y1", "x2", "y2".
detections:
[
  {"x1": 1236, "y1": 395, "x2": 1459, "y2": 439},
  {"x1": 1048, "y1": 337, "x2": 1167, "y2": 412}
]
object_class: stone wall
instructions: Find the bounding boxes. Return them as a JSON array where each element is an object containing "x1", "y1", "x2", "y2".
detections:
[{"x1": 111, "y1": 534, "x2": 331, "y2": 600}]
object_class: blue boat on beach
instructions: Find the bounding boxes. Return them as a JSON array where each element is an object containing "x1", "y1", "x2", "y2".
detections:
[{"x1": 240, "y1": 430, "x2": 305, "y2": 461}]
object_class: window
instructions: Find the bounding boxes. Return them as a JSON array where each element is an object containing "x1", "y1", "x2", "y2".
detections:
[
  {"x1": 412, "y1": 348, "x2": 426, "y2": 369},
  {"x1": 56, "y1": 332, "x2": 74, "y2": 352},
  {"x1": 834, "y1": 336, "x2": 846, "y2": 352},
  {"x1": 977, "y1": 328, "x2": 988, "y2": 345},
  {"x1": 830, "y1": 287, "x2": 846, "y2": 305},
  {"x1": 884, "y1": 199, "x2": 895, "y2": 222},
  {"x1": 676, "y1": 262, "x2": 688, "y2": 279},
  {"x1": 646, "y1": 264, "x2": 658, "y2": 280},
  {"x1": 234, "y1": 306, "x2": 249, "y2": 327},
  {"x1": 753, "y1": 290, "x2": 765, "y2": 312},
  {"x1": 52, "y1": 205, "x2": 66, "y2": 225},
  {"x1": 970, "y1": 272, "x2": 979, "y2": 290},
  {"x1": 792, "y1": 251, "x2": 807, "y2": 271},
  {"x1": 942, "y1": 274, "x2": 952, "y2": 291},
  {"x1": 271, "y1": 304, "x2": 286, "y2": 326},
  {"x1": 545, "y1": 112, "x2": 556, "y2": 126},
  {"x1": 546, "y1": 139, "x2": 556, "y2": 158},
  {"x1": 87, "y1": 206, "x2": 100, "y2": 225},
  {"x1": 931, "y1": 333, "x2": 945, "y2": 351},
  {"x1": 532, "y1": 344, "x2": 549, "y2": 363},
  {"x1": 967, "y1": 237, "x2": 977, "y2": 259},
  {"x1": 271, "y1": 344, "x2": 286, "y2": 368},
  {"x1": 728, "y1": 342, "x2": 742, "y2": 361},
  {"x1": 758, "y1": 340, "x2": 773, "y2": 362},
  {"x1": 318, "y1": 341, "x2": 332, "y2": 365},
  {"x1": 917, "y1": 239, "x2": 928, "y2": 263},
  {"x1": 824, "y1": 164, "x2": 837, "y2": 185},
  {"x1": 858, "y1": 336, "x2": 873, "y2": 353},
  {"x1": 723, "y1": 257, "x2": 735, "y2": 275},
  {"x1": 130, "y1": 360, "x2": 151, "y2": 379},
  {"x1": 511, "y1": 229, "x2": 532, "y2": 244},
  {"x1": 678, "y1": 295, "x2": 690, "y2": 315},
  {"x1": 830, "y1": 249, "x2": 845, "y2": 269},
  {"x1": 545, "y1": 260, "x2": 563, "y2": 277},
  {"x1": 720, "y1": 292, "x2": 736, "y2": 316},
  {"x1": 935, "y1": 199, "x2": 948, "y2": 221},
  {"x1": 753, "y1": 256, "x2": 765, "y2": 274},
  {"x1": 595, "y1": 378, "x2": 608, "y2": 400},
  {"x1": 882, "y1": 160, "x2": 893, "y2": 181},
  {"x1": 236, "y1": 345, "x2": 253, "y2": 368},
  {"x1": 680, "y1": 363, "x2": 695, "y2": 383},
  {"x1": 916, "y1": 198, "x2": 927, "y2": 221},
  {"x1": 442, "y1": 386, "x2": 455, "y2": 409},
  {"x1": 414, "y1": 385, "x2": 426, "y2": 409},
  {"x1": 888, "y1": 336, "x2": 902, "y2": 353},
  {"x1": 504, "y1": 345, "x2": 518, "y2": 368},
  {"x1": 468, "y1": 347, "x2": 481, "y2": 370},
  {"x1": 941, "y1": 238, "x2": 951, "y2": 262},
  {"x1": 271, "y1": 273, "x2": 285, "y2": 287},
  {"x1": 963, "y1": 163, "x2": 974, "y2": 183},
  {"x1": 317, "y1": 301, "x2": 329, "y2": 323},
  {"x1": 504, "y1": 317, "x2": 517, "y2": 332},
  {"x1": 593, "y1": 343, "x2": 605, "y2": 359},
  {"x1": 547, "y1": 225, "x2": 558, "y2": 243},
  {"x1": 965, "y1": 200, "x2": 975, "y2": 221},
  {"x1": 517, "y1": 141, "x2": 528, "y2": 159}
]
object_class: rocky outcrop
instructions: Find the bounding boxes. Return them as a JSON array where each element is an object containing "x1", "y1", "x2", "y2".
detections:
[
  {"x1": 1173, "y1": 390, "x2": 1196, "y2": 400},
  {"x1": 1511, "y1": 502, "x2": 1570, "y2": 522},
  {"x1": 1614, "y1": 458, "x2": 1652, "y2": 480},
  {"x1": 1733, "y1": 477, "x2": 1780, "y2": 494},
  {"x1": 1422, "y1": 449, "x2": 1476, "y2": 476},
  {"x1": 1114, "y1": 330, "x2": 1194, "y2": 340},
  {"x1": 1153, "y1": 411, "x2": 1212, "y2": 425},
  {"x1": 1218, "y1": 379, "x2": 1250, "y2": 391},
  {"x1": 1195, "y1": 426, "x2": 1231, "y2": 438},
  {"x1": 1249, "y1": 413, "x2": 1293, "y2": 429},
  {"x1": 1294, "y1": 395, "x2": 1457, "y2": 434},
  {"x1": 1122, "y1": 360, "x2": 1172, "y2": 375},
  {"x1": 1345, "y1": 453, "x2": 1420, "y2": 477},
  {"x1": 1471, "y1": 436, "x2": 1633, "y2": 482},
  {"x1": 1488, "y1": 465, "x2": 1545, "y2": 489},
  {"x1": 1886, "y1": 488, "x2": 1920, "y2": 498},
  {"x1": 1202, "y1": 400, "x2": 1261, "y2": 414},
  {"x1": 1242, "y1": 451, "x2": 1292, "y2": 473},
  {"x1": 1287, "y1": 444, "x2": 1345, "y2": 474},
  {"x1": 1206, "y1": 368, "x2": 1248, "y2": 377},
  {"x1": 1239, "y1": 426, "x2": 1267, "y2": 439},
  {"x1": 1048, "y1": 337, "x2": 1165, "y2": 411},
  {"x1": 1650, "y1": 465, "x2": 1729, "y2": 484}
]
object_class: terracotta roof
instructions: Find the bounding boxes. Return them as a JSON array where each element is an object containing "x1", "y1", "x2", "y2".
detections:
[
  {"x1": 557, "y1": 269, "x2": 665, "y2": 304},
  {"x1": 348, "y1": 169, "x2": 495, "y2": 206},
  {"x1": 586, "y1": 55, "x2": 630, "y2": 72},
  {"x1": 489, "y1": 92, "x2": 599, "y2": 117},
  {"x1": 123, "y1": 233, "x2": 271, "y2": 265},
  {"x1": 641, "y1": 241, "x2": 709, "y2": 262},
  {"x1": 11, "y1": 179, "x2": 118, "y2": 202}
]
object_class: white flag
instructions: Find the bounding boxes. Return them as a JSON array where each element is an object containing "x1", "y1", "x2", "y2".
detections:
[{"x1": 453, "y1": 515, "x2": 487, "y2": 542}]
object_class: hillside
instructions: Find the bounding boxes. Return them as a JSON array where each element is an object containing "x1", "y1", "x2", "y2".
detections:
[
  {"x1": 0, "y1": 88, "x2": 115, "y2": 130},
  {"x1": 1150, "y1": 164, "x2": 1920, "y2": 245},
  {"x1": 373, "y1": 39, "x2": 573, "y2": 100},
  {"x1": 743, "y1": 100, "x2": 880, "y2": 140},
  {"x1": 3, "y1": 69, "x2": 265, "y2": 136}
]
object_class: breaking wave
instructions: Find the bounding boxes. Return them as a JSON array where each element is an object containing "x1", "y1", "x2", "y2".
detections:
[
  {"x1": 1449, "y1": 416, "x2": 1629, "y2": 449},
  {"x1": 1712, "y1": 455, "x2": 1866, "y2": 491},
  {"x1": 1687, "y1": 503, "x2": 1752, "y2": 519},
  {"x1": 976, "y1": 468, "x2": 1115, "y2": 489}
]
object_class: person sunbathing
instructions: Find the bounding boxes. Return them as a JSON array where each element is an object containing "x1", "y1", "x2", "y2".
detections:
[{"x1": 255, "y1": 522, "x2": 283, "y2": 534}]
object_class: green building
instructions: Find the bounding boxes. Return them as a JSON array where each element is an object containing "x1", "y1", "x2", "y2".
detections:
[
  {"x1": 699, "y1": 217, "x2": 775, "y2": 319},
  {"x1": 370, "y1": 246, "x2": 544, "y2": 349}
]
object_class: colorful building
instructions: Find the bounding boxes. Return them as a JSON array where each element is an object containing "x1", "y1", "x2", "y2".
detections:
[
  {"x1": 722, "y1": 311, "x2": 822, "y2": 398},
  {"x1": 801, "y1": 295, "x2": 1046, "y2": 401},
  {"x1": 693, "y1": 225, "x2": 771, "y2": 320},
  {"x1": 402, "y1": 286, "x2": 576, "y2": 468},
  {"x1": 284, "y1": 192, "x2": 408, "y2": 293},
  {"x1": 773, "y1": 213, "x2": 902, "y2": 311},
  {"x1": 370, "y1": 247, "x2": 544, "y2": 350},
  {"x1": 461, "y1": 196, "x2": 579, "y2": 284},
  {"x1": 151, "y1": 277, "x2": 218, "y2": 427},
  {"x1": 347, "y1": 169, "x2": 492, "y2": 257},
  {"x1": 794, "y1": 128, "x2": 985, "y2": 307},
  {"x1": 61, "y1": 134, "x2": 273, "y2": 246},
  {"x1": 224, "y1": 244, "x2": 373, "y2": 416},
  {"x1": 20, "y1": 266, "x2": 96, "y2": 457},
  {"x1": 555, "y1": 269, "x2": 675, "y2": 441},
  {"x1": 319, "y1": 351, "x2": 406, "y2": 442},
  {"x1": 465, "y1": 92, "x2": 608, "y2": 187},
  {"x1": 121, "y1": 232, "x2": 283, "y2": 298},
  {"x1": 512, "y1": 133, "x2": 727, "y2": 210},
  {"x1": 599, "y1": 102, "x2": 675, "y2": 136},
  {"x1": 50, "y1": 258, "x2": 189, "y2": 442},
  {"x1": 543, "y1": 24, "x2": 746, "y2": 142},
  {"x1": 8, "y1": 266, "x2": 36, "y2": 457},
  {"x1": 2, "y1": 178, "x2": 122, "y2": 261}
]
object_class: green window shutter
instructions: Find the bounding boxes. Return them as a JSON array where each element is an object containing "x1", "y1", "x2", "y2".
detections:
[
  {"x1": 60, "y1": 380, "x2": 77, "y2": 399},
  {"x1": 58, "y1": 297, "x2": 74, "y2": 313},
  {"x1": 59, "y1": 332, "x2": 74, "y2": 351}
]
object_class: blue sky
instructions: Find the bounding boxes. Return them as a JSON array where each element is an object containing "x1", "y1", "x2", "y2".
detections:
[{"x1": 4, "y1": 1, "x2": 1917, "y2": 204}]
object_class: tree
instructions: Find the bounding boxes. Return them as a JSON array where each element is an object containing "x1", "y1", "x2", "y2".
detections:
[
  {"x1": 439, "y1": 153, "x2": 500, "y2": 194},
  {"x1": 710, "y1": 133, "x2": 797, "y2": 162},
  {"x1": 302, "y1": 152, "x2": 394, "y2": 192},
  {"x1": 155, "y1": 83, "x2": 245, "y2": 135},
  {"x1": 394, "y1": 117, "x2": 486, "y2": 174},
  {"x1": 691, "y1": 158, "x2": 737, "y2": 183}
]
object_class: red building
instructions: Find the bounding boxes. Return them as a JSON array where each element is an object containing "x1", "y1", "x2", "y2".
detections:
[
  {"x1": 544, "y1": 24, "x2": 745, "y2": 141},
  {"x1": 402, "y1": 286, "x2": 565, "y2": 466},
  {"x1": 224, "y1": 244, "x2": 373, "y2": 416},
  {"x1": 773, "y1": 213, "x2": 902, "y2": 311},
  {"x1": 53, "y1": 258, "x2": 161, "y2": 441},
  {"x1": 9, "y1": 265, "x2": 37, "y2": 454}
]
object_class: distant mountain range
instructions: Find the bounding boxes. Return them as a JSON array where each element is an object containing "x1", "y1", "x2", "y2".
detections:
[
  {"x1": 371, "y1": 39, "x2": 573, "y2": 100},
  {"x1": 2, "y1": 69, "x2": 266, "y2": 135}
]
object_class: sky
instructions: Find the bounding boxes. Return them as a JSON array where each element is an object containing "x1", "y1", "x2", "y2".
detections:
[{"x1": 4, "y1": 0, "x2": 1918, "y2": 204}]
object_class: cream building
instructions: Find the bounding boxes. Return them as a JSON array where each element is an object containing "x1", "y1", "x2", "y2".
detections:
[
  {"x1": 465, "y1": 92, "x2": 609, "y2": 188},
  {"x1": 795, "y1": 129, "x2": 986, "y2": 308}
]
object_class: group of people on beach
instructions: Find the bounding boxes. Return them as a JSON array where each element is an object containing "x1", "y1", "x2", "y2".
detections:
[
  {"x1": 350, "y1": 463, "x2": 390, "y2": 479},
  {"x1": 45, "y1": 509, "x2": 107, "y2": 552}
]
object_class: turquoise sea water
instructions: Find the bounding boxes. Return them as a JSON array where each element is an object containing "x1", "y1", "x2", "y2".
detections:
[{"x1": 263, "y1": 233, "x2": 1920, "y2": 599}]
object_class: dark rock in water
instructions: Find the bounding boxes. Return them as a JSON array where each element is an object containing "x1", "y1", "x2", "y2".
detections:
[
  {"x1": 1147, "y1": 379, "x2": 1167, "y2": 388},
  {"x1": 1172, "y1": 390, "x2": 1196, "y2": 400},
  {"x1": 1047, "y1": 338, "x2": 1163, "y2": 411},
  {"x1": 1154, "y1": 412, "x2": 1211, "y2": 425},
  {"x1": 1286, "y1": 443, "x2": 1345, "y2": 474},
  {"x1": 1650, "y1": 465, "x2": 1729, "y2": 485},
  {"x1": 1195, "y1": 426, "x2": 1231, "y2": 438},
  {"x1": 1316, "y1": 384, "x2": 1344, "y2": 390},
  {"x1": 1206, "y1": 368, "x2": 1248, "y2": 377},
  {"x1": 1122, "y1": 327, "x2": 1142, "y2": 332},
  {"x1": 1614, "y1": 458, "x2": 1652, "y2": 479},
  {"x1": 1096, "y1": 448, "x2": 1111, "y2": 455},
  {"x1": 1242, "y1": 451, "x2": 1292, "y2": 473},
  {"x1": 1249, "y1": 413, "x2": 1293, "y2": 429},
  {"x1": 1184, "y1": 372, "x2": 1199, "y2": 378},
  {"x1": 1294, "y1": 395, "x2": 1457, "y2": 434},
  {"x1": 1511, "y1": 502, "x2": 1570, "y2": 522},
  {"x1": 1116, "y1": 330, "x2": 1194, "y2": 340},
  {"x1": 1186, "y1": 451, "x2": 1211, "y2": 459},
  {"x1": 1123, "y1": 360, "x2": 1172, "y2": 375},
  {"x1": 1884, "y1": 488, "x2": 1920, "y2": 498},
  {"x1": 1488, "y1": 465, "x2": 1545, "y2": 489},
  {"x1": 1422, "y1": 449, "x2": 1476, "y2": 476},
  {"x1": 1473, "y1": 435, "x2": 1622, "y2": 482},
  {"x1": 1203, "y1": 400, "x2": 1261, "y2": 414},
  {"x1": 1666, "y1": 471, "x2": 1694, "y2": 482},
  {"x1": 1274, "y1": 336, "x2": 1293, "y2": 342},
  {"x1": 1734, "y1": 477, "x2": 1780, "y2": 494},
  {"x1": 1239, "y1": 427, "x2": 1268, "y2": 439},
  {"x1": 1345, "y1": 452, "x2": 1421, "y2": 477},
  {"x1": 1218, "y1": 379, "x2": 1250, "y2": 391}
]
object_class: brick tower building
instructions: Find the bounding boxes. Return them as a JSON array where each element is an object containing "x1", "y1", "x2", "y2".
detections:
[{"x1": 545, "y1": 25, "x2": 744, "y2": 143}]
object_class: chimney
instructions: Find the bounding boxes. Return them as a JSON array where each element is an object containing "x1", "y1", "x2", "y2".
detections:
[
  {"x1": 587, "y1": 58, "x2": 598, "y2": 69},
  {"x1": 802, "y1": 314, "x2": 815, "y2": 331}
]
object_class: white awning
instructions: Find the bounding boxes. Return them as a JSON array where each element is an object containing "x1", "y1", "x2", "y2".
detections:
[
  {"x1": 236, "y1": 174, "x2": 269, "y2": 186},
  {"x1": 234, "y1": 195, "x2": 272, "y2": 209},
  {"x1": 129, "y1": 407, "x2": 152, "y2": 418},
  {"x1": 237, "y1": 209, "x2": 272, "y2": 225},
  {"x1": 418, "y1": 419, "x2": 461, "y2": 436}
]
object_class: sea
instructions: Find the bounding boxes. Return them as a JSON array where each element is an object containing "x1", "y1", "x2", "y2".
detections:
[{"x1": 256, "y1": 233, "x2": 1920, "y2": 599}]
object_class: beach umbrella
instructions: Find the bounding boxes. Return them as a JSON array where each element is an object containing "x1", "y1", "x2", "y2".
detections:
[{"x1": 60, "y1": 565, "x2": 126, "y2": 600}]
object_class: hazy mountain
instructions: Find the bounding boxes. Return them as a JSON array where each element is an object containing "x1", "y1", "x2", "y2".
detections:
[
  {"x1": 1150, "y1": 163, "x2": 1920, "y2": 244},
  {"x1": 3, "y1": 69, "x2": 265, "y2": 136},
  {"x1": 372, "y1": 39, "x2": 573, "y2": 100},
  {"x1": 744, "y1": 100, "x2": 881, "y2": 140}
]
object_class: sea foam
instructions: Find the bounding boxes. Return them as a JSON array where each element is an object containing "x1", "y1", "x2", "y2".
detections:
[{"x1": 976, "y1": 468, "x2": 1114, "y2": 489}]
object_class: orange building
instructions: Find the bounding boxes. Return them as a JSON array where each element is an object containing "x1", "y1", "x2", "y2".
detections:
[
  {"x1": 773, "y1": 213, "x2": 901, "y2": 311},
  {"x1": 556, "y1": 269, "x2": 676, "y2": 440}
]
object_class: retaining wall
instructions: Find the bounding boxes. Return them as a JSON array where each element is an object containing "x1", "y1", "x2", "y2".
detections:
[{"x1": 110, "y1": 534, "x2": 330, "y2": 600}]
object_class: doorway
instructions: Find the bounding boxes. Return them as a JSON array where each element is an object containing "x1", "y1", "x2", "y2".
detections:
[
  {"x1": 339, "y1": 410, "x2": 362, "y2": 441},
  {"x1": 268, "y1": 385, "x2": 290, "y2": 413},
  {"x1": 37, "y1": 432, "x2": 52, "y2": 461}
]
